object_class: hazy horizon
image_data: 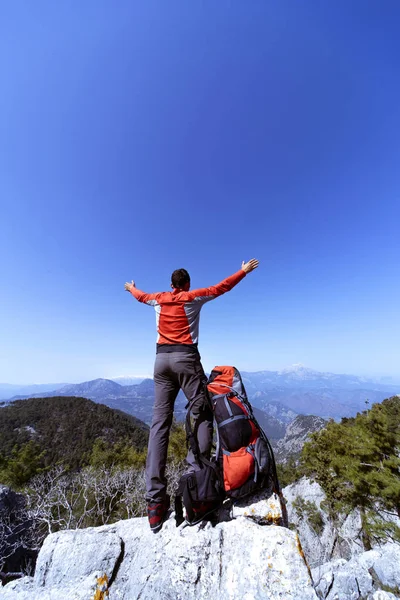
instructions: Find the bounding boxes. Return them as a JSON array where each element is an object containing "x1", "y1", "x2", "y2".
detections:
[{"x1": 2, "y1": 363, "x2": 400, "y2": 388}]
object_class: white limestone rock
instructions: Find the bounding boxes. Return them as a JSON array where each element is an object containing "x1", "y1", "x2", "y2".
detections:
[
  {"x1": 313, "y1": 557, "x2": 374, "y2": 599},
  {"x1": 368, "y1": 592, "x2": 399, "y2": 600},
  {"x1": 0, "y1": 571, "x2": 107, "y2": 600},
  {"x1": 312, "y1": 542, "x2": 400, "y2": 600},
  {"x1": 112, "y1": 516, "x2": 317, "y2": 600},
  {"x1": 231, "y1": 489, "x2": 284, "y2": 525},
  {"x1": 357, "y1": 543, "x2": 400, "y2": 590},
  {"x1": 34, "y1": 526, "x2": 123, "y2": 587},
  {"x1": 2, "y1": 483, "x2": 397, "y2": 600},
  {"x1": 284, "y1": 478, "x2": 365, "y2": 567},
  {"x1": 284, "y1": 477, "x2": 400, "y2": 578},
  {"x1": 0, "y1": 512, "x2": 317, "y2": 600}
]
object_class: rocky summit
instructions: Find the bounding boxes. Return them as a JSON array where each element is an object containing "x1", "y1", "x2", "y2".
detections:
[
  {"x1": 0, "y1": 493, "x2": 317, "y2": 600},
  {"x1": 1, "y1": 486, "x2": 399, "y2": 599}
]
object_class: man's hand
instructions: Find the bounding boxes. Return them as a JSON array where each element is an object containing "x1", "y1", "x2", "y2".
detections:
[
  {"x1": 124, "y1": 280, "x2": 136, "y2": 292},
  {"x1": 241, "y1": 259, "x2": 259, "y2": 273}
]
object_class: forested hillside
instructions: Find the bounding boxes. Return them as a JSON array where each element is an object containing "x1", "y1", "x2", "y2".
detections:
[
  {"x1": 0, "y1": 397, "x2": 149, "y2": 485},
  {"x1": 0, "y1": 397, "x2": 184, "y2": 578}
]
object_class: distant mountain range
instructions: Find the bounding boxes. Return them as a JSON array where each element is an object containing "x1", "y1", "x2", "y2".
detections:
[
  {"x1": 241, "y1": 364, "x2": 399, "y2": 421},
  {"x1": 1, "y1": 378, "x2": 166, "y2": 427},
  {"x1": 241, "y1": 363, "x2": 399, "y2": 390},
  {"x1": 2, "y1": 365, "x2": 398, "y2": 437},
  {"x1": 0, "y1": 382, "x2": 70, "y2": 401},
  {"x1": 0, "y1": 378, "x2": 145, "y2": 401}
]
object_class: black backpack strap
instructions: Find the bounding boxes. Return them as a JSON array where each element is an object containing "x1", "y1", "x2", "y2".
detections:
[
  {"x1": 185, "y1": 402, "x2": 222, "y2": 481},
  {"x1": 185, "y1": 392, "x2": 213, "y2": 462},
  {"x1": 182, "y1": 482, "x2": 194, "y2": 523},
  {"x1": 176, "y1": 399, "x2": 212, "y2": 527},
  {"x1": 175, "y1": 493, "x2": 184, "y2": 526},
  {"x1": 185, "y1": 399, "x2": 201, "y2": 462}
]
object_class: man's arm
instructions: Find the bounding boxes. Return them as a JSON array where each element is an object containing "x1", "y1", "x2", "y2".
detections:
[
  {"x1": 124, "y1": 281, "x2": 160, "y2": 305},
  {"x1": 189, "y1": 259, "x2": 259, "y2": 302}
]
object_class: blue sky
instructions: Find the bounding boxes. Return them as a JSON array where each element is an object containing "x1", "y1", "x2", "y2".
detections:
[{"x1": 1, "y1": 1, "x2": 399, "y2": 384}]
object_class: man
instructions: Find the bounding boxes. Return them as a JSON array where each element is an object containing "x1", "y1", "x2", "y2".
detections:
[{"x1": 125, "y1": 258, "x2": 259, "y2": 532}]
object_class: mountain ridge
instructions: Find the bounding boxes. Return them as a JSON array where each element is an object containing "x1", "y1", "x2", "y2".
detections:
[{"x1": 2, "y1": 366, "x2": 398, "y2": 429}]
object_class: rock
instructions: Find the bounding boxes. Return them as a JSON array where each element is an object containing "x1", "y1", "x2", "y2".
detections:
[
  {"x1": 368, "y1": 592, "x2": 398, "y2": 600},
  {"x1": 0, "y1": 485, "x2": 26, "y2": 524},
  {"x1": 231, "y1": 487, "x2": 284, "y2": 525},
  {"x1": 0, "y1": 510, "x2": 317, "y2": 600},
  {"x1": 0, "y1": 572, "x2": 107, "y2": 600},
  {"x1": 312, "y1": 542, "x2": 400, "y2": 600},
  {"x1": 284, "y1": 478, "x2": 365, "y2": 567},
  {"x1": 0, "y1": 486, "x2": 37, "y2": 579},
  {"x1": 357, "y1": 543, "x2": 400, "y2": 590},
  {"x1": 313, "y1": 557, "x2": 374, "y2": 599},
  {"x1": 284, "y1": 477, "x2": 400, "y2": 576},
  {"x1": 34, "y1": 527, "x2": 123, "y2": 588},
  {"x1": 2, "y1": 482, "x2": 398, "y2": 600},
  {"x1": 274, "y1": 415, "x2": 326, "y2": 463}
]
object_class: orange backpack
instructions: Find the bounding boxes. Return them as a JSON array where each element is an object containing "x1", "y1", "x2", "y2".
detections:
[{"x1": 207, "y1": 366, "x2": 282, "y2": 501}]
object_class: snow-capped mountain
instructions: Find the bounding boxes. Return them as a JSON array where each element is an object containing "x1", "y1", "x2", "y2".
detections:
[
  {"x1": 110, "y1": 376, "x2": 146, "y2": 386},
  {"x1": 239, "y1": 365, "x2": 399, "y2": 420},
  {"x1": 241, "y1": 364, "x2": 395, "y2": 391},
  {"x1": 55, "y1": 378, "x2": 122, "y2": 397}
]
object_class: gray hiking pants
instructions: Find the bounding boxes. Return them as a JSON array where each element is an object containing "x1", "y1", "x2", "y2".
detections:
[{"x1": 145, "y1": 351, "x2": 213, "y2": 503}]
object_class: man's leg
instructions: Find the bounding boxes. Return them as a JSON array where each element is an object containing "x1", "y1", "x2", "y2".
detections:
[
  {"x1": 172, "y1": 352, "x2": 213, "y2": 469},
  {"x1": 146, "y1": 354, "x2": 179, "y2": 503}
]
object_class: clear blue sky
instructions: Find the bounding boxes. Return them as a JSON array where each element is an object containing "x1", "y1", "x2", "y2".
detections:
[{"x1": 1, "y1": 1, "x2": 399, "y2": 384}]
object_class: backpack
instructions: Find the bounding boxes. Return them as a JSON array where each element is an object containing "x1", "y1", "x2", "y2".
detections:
[
  {"x1": 208, "y1": 366, "x2": 279, "y2": 500},
  {"x1": 175, "y1": 365, "x2": 287, "y2": 526}
]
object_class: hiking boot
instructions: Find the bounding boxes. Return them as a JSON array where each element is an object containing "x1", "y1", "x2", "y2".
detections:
[
  {"x1": 188, "y1": 501, "x2": 218, "y2": 526},
  {"x1": 147, "y1": 495, "x2": 170, "y2": 533}
]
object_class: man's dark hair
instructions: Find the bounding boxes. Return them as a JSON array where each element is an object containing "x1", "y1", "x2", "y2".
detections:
[{"x1": 171, "y1": 268, "x2": 190, "y2": 289}]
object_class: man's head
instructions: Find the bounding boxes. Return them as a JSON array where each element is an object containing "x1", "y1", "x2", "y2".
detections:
[{"x1": 171, "y1": 268, "x2": 190, "y2": 291}]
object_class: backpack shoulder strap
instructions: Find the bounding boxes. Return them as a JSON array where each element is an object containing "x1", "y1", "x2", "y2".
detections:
[
  {"x1": 185, "y1": 399, "x2": 201, "y2": 462},
  {"x1": 175, "y1": 492, "x2": 184, "y2": 526}
]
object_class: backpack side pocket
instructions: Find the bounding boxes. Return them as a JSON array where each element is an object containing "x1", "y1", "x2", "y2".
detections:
[{"x1": 254, "y1": 437, "x2": 271, "y2": 475}]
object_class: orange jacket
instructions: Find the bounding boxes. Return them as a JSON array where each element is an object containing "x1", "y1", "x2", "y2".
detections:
[{"x1": 130, "y1": 269, "x2": 246, "y2": 348}]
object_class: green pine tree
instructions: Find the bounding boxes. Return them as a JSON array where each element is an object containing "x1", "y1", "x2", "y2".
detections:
[{"x1": 301, "y1": 396, "x2": 400, "y2": 546}]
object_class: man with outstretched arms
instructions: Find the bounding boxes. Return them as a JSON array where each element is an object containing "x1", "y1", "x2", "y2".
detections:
[{"x1": 125, "y1": 258, "x2": 259, "y2": 532}]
